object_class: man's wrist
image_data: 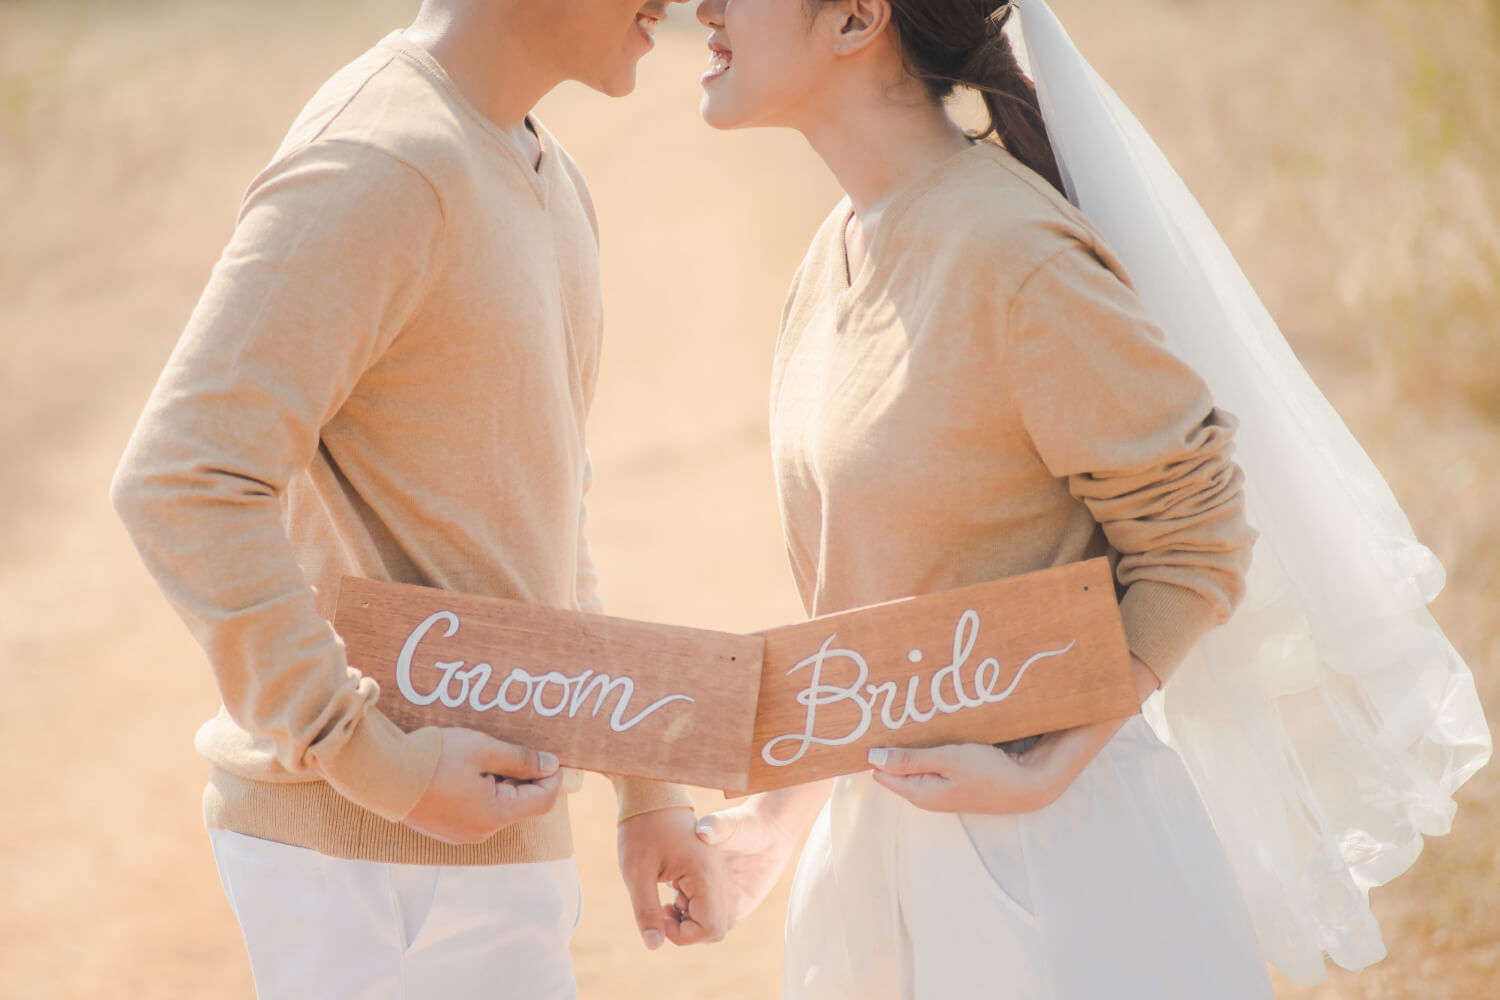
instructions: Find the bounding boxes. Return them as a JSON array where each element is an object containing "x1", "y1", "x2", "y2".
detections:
[{"x1": 611, "y1": 774, "x2": 695, "y2": 824}]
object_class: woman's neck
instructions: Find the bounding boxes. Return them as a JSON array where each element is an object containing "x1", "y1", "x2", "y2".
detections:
[{"x1": 799, "y1": 92, "x2": 973, "y2": 222}]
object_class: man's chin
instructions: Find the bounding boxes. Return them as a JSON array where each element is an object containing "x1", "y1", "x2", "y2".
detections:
[{"x1": 582, "y1": 63, "x2": 640, "y2": 99}]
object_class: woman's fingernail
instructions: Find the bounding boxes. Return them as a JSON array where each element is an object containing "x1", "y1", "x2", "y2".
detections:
[
  {"x1": 539, "y1": 752, "x2": 559, "y2": 772},
  {"x1": 642, "y1": 929, "x2": 663, "y2": 950},
  {"x1": 695, "y1": 817, "x2": 715, "y2": 837},
  {"x1": 867, "y1": 748, "x2": 889, "y2": 767}
]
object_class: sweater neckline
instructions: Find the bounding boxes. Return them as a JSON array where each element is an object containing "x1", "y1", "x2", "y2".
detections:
[
  {"x1": 381, "y1": 31, "x2": 554, "y2": 204},
  {"x1": 834, "y1": 141, "x2": 989, "y2": 303}
]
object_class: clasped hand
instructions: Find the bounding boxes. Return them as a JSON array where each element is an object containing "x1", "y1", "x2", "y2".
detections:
[{"x1": 619, "y1": 805, "x2": 733, "y2": 949}]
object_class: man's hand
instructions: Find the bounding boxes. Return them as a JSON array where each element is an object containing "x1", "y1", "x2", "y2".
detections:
[
  {"x1": 403, "y1": 728, "x2": 562, "y2": 844},
  {"x1": 618, "y1": 806, "x2": 731, "y2": 949}
]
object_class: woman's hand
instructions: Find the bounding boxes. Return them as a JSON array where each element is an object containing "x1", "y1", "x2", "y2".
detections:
[
  {"x1": 868, "y1": 655, "x2": 1161, "y2": 815},
  {"x1": 867, "y1": 726, "x2": 1115, "y2": 813},
  {"x1": 694, "y1": 780, "x2": 834, "y2": 921}
]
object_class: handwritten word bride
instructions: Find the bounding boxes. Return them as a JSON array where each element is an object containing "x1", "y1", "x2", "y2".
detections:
[
  {"x1": 761, "y1": 609, "x2": 1075, "y2": 767},
  {"x1": 395, "y1": 610, "x2": 695, "y2": 733}
]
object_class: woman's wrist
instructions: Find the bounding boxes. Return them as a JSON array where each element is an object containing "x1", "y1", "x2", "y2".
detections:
[
  {"x1": 1023, "y1": 718, "x2": 1129, "y2": 807},
  {"x1": 751, "y1": 779, "x2": 834, "y2": 842}
]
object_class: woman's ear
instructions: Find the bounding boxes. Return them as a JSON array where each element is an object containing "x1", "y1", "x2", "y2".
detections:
[{"x1": 819, "y1": 0, "x2": 893, "y2": 57}]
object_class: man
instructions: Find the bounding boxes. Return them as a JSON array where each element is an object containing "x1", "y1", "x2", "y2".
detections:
[{"x1": 110, "y1": 1, "x2": 727, "y2": 995}]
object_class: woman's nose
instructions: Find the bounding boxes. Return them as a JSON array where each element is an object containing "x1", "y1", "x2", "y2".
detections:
[{"x1": 696, "y1": 0, "x2": 725, "y2": 30}]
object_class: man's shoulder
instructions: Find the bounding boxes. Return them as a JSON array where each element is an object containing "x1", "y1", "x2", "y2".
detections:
[{"x1": 267, "y1": 35, "x2": 473, "y2": 194}]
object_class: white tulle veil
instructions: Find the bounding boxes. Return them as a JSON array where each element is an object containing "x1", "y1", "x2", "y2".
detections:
[{"x1": 1010, "y1": 0, "x2": 1491, "y2": 984}]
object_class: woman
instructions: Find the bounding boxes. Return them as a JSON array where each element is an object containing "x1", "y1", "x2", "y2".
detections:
[
  {"x1": 686, "y1": 0, "x2": 1272, "y2": 996},
  {"x1": 686, "y1": 0, "x2": 1491, "y2": 996}
]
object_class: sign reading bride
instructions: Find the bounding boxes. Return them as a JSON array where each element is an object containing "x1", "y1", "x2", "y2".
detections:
[
  {"x1": 333, "y1": 559, "x2": 1137, "y2": 794},
  {"x1": 745, "y1": 559, "x2": 1137, "y2": 791}
]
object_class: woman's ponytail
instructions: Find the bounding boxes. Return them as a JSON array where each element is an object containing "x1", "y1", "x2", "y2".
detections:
[{"x1": 959, "y1": 8, "x2": 1065, "y2": 195}]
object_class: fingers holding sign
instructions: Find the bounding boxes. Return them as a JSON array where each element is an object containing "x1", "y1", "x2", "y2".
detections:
[
  {"x1": 868, "y1": 712, "x2": 1135, "y2": 816},
  {"x1": 867, "y1": 742, "x2": 1056, "y2": 814},
  {"x1": 403, "y1": 727, "x2": 563, "y2": 845},
  {"x1": 868, "y1": 656, "x2": 1155, "y2": 815}
]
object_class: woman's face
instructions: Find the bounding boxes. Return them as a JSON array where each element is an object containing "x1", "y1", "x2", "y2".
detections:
[{"x1": 695, "y1": 0, "x2": 835, "y2": 130}]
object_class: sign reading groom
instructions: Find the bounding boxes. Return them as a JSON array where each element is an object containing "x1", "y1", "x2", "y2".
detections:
[{"x1": 334, "y1": 578, "x2": 766, "y2": 791}]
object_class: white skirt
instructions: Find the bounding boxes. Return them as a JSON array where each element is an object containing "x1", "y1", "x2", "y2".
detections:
[{"x1": 782, "y1": 717, "x2": 1274, "y2": 1000}]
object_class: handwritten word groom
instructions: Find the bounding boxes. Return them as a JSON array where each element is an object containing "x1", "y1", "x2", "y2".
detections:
[{"x1": 110, "y1": 1, "x2": 727, "y2": 995}]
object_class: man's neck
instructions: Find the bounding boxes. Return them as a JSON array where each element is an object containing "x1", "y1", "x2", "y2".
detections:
[{"x1": 405, "y1": 2, "x2": 559, "y2": 162}]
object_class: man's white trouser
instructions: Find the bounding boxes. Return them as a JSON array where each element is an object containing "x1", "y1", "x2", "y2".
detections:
[{"x1": 209, "y1": 829, "x2": 581, "y2": 999}]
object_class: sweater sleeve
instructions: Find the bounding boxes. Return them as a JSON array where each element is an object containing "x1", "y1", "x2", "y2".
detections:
[
  {"x1": 109, "y1": 139, "x2": 447, "y2": 821},
  {"x1": 1005, "y1": 240, "x2": 1256, "y2": 681}
]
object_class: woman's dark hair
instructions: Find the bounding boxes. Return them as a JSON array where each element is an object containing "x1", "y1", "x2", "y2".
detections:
[{"x1": 818, "y1": 0, "x2": 1066, "y2": 196}]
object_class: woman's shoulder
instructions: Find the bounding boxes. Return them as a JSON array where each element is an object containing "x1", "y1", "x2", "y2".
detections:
[{"x1": 891, "y1": 142, "x2": 1107, "y2": 285}]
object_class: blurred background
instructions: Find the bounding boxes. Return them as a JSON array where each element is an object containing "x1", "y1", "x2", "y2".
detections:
[{"x1": 1, "y1": 0, "x2": 1495, "y2": 997}]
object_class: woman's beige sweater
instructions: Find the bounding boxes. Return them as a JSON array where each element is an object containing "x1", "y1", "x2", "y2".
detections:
[{"x1": 771, "y1": 143, "x2": 1256, "y2": 681}]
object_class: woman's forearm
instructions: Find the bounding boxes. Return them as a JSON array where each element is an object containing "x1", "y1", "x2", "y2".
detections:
[
  {"x1": 750, "y1": 777, "x2": 836, "y2": 840},
  {"x1": 1026, "y1": 654, "x2": 1161, "y2": 806}
]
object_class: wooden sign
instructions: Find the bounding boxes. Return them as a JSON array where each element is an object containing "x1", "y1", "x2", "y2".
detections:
[
  {"x1": 744, "y1": 559, "x2": 1138, "y2": 792},
  {"x1": 333, "y1": 578, "x2": 765, "y2": 791},
  {"x1": 333, "y1": 558, "x2": 1137, "y2": 794}
]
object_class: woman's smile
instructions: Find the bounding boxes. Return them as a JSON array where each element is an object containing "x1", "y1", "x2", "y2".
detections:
[{"x1": 704, "y1": 40, "x2": 732, "y2": 83}]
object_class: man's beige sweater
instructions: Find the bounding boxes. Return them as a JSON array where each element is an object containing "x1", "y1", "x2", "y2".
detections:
[
  {"x1": 111, "y1": 33, "x2": 690, "y2": 865},
  {"x1": 772, "y1": 143, "x2": 1256, "y2": 680}
]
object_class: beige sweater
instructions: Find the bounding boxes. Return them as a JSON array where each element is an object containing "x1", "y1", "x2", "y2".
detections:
[
  {"x1": 772, "y1": 143, "x2": 1255, "y2": 681},
  {"x1": 111, "y1": 32, "x2": 690, "y2": 865}
]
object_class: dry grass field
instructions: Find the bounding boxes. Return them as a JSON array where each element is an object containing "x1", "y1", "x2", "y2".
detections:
[{"x1": 1, "y1": 1, "x2": 1495, "y2": 997}]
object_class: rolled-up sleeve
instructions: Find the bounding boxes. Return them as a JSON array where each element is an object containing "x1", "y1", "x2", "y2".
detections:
[{"x1": 1005, "y1": 240, "x2": 1256, "y2": 681}]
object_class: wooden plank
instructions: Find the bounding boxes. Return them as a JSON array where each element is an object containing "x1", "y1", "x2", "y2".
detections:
[
  {"x1": 745, "y1": 558, "x2": 1139, "y2": 792},
  {"x1": 333, "y1": 578, "x2": 766, "y2": 792}
]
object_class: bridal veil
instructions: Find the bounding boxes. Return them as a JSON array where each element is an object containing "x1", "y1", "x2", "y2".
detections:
[{"x1": 1012, "y1": 0, "x2": 1491, "y2": 983}]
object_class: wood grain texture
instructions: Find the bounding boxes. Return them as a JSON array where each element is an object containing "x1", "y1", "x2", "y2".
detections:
[
  {"x1": 745, "y1": 558, "x2": 1139, "y2": 792},
  {"x1": 334, "y1": 562, "x2": 1138, "y2": 795},
  {"x1": 333, "y1": 578, "x2": 765, "y2": 791}
]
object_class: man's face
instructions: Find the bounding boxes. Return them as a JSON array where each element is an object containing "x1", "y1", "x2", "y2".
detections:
[{"x1": 551, "y1": 0, "x2": 687, "y2": 97}]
